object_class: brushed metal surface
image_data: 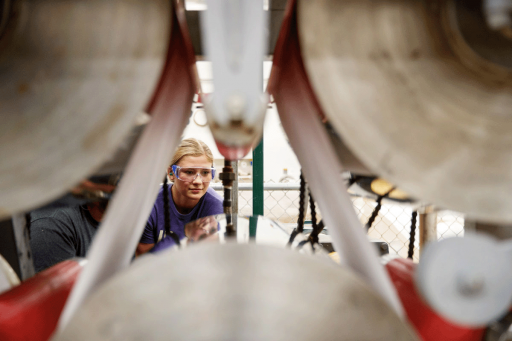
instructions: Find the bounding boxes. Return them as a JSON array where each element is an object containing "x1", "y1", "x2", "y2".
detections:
[
  {"x1": 54, "y1": 243, "x2": 418, "y2": 340},
  {"x1": 0, "y1": 0, "x2": 170, "y2": 218},
  {"x1": 299, "y1": 0, "x2": 512, "y2": 223}
]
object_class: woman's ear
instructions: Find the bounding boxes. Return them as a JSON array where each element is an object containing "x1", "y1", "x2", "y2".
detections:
[{"x1": 167, "y1": 167, "x2": 174, "y2": 181}]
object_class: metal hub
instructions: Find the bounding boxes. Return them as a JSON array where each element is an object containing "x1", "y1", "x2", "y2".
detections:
[{"x1": 453, "y1": 0, "x2": 512, "y2": 69}]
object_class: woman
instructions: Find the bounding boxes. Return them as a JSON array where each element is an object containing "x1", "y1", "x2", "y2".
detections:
[{"x1": 136, "y1": 138, "x2": 223, "y2": 255}]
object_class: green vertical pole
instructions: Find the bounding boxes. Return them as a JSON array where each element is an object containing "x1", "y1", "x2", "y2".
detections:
[
  {"x1": 249, "y1": 216, "x2": 258, "y2": 240},
  {"x1": 253, "y1": 137, "x2": 264, "y2": 218}
]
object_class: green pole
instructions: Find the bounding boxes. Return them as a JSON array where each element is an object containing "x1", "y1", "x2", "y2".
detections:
[
  {"x1": 253, "y1": 138, "x2": 264, "y2": 217},
  {"x1": 249, "y1": 216, "x2": 258, "y2": 239}
]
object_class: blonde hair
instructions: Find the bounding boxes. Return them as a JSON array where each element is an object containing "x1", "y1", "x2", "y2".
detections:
[{"x1": 171, "y1": 138, "x2": 214, "y2": 166}]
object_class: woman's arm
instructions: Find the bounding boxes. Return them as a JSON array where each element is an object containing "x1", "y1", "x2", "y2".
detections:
[{"x1": 135, "y1": 242, "x2": 155, "y2": 256}]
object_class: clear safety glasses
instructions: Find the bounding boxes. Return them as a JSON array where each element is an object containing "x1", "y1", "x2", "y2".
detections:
[{"x1": 172, "y1": 165, "x2": 216, "y2": 183}]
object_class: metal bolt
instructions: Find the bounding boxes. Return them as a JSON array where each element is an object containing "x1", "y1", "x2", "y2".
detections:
[{"x1": 457, "y1": 273, "x2": 485, "y2": 297}]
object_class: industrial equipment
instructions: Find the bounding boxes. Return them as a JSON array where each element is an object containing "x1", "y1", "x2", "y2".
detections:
[{"x1": 1, "y1": 0, "x2": 512, "y2": 340}]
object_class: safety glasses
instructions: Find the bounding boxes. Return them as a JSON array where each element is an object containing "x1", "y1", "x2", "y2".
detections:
[{"x1": 172, "y1": 165, "x2": 216, "y2": 182}]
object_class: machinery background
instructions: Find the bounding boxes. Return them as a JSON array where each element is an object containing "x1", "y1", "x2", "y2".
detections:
[
  {"x1": 1, "y1": 0, "x2": 512, "y2": 340},
  {"x1": 213, "y1": 183, "x2": 464, "y2": 262}
]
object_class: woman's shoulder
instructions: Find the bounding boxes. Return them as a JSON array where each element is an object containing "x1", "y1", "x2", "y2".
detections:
[
  {"x1": 202, "y1": 188, "x2": 223, "y2": 214},
  {"x1": 206, "y1": 187, "x2": 223, "y2": 202}
]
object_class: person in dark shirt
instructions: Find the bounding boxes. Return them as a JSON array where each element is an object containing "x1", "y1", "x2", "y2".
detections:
[{"x1": 29, "y1": 175, "x2": 118, "y2": 272}]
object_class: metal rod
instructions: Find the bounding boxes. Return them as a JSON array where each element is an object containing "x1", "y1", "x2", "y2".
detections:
[
  {"x1": 211, "y1": 182, "x2": 301, "y2": 191},
  {"x1": 232, "y1": 160, "x2": 238, "y2": 232},
  {"x1": 219, "y1": 159, "x2": 236, "y2": 237}
]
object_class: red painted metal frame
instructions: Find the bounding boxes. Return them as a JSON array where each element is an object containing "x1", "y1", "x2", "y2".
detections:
[
  {"x1": 146, "y1": 0, "x2": 197, "y2": 117},
  {"x1": 0, "y1": 260, "x2": 83, "y2": 341},
  {"x1": 267, "y1": 0, "x2": 325, "y2": 123},
  {"x1": 386, "y1": 258, "x2": 485, "y2": 341}
]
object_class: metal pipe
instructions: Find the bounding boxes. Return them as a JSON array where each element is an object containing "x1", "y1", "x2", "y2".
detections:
[
  {"x1": 211, "y1": 182, "x2": 301, "y2": 191},
  {"x1": 232, "y1": 160, "x2": 238, "y2": 232},
  {"x1": 219, "y1": 160, "x2": 236, "y2": 237}
]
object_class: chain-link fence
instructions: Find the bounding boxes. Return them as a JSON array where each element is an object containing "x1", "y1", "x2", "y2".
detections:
[{"x1": 212, "y1": 182, "x2": 464, "y2": 261}]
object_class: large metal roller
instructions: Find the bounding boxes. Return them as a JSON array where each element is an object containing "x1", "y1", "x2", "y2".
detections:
[
  {"x1": 298, "y1": 0, "x2": 512, "y2": 223},
  {"x1": 0, "y1": 0, "x2": 170, "y2": 218},
  {"x1": 53, "y1": 243, "x2": 418, "y2": 340}
]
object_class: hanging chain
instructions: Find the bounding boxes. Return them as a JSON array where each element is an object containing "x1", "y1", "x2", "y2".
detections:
[
  {"x1": 306, "y1": 192, "x2": 324, "y2": 246},
  {"x1": 309, "y1": 191, "x2": 317, "y2": 233},
  {"x1": 365, "y1": 187, "x2": 395, "y2": 231},
  {"x1": 288, "y1": 172, "x2": 306, "y2": 245},
  {"x1": 290, "y1": 172, "x2": 326, "y2": 250},
  {"x1": 408, "y1": 211, "x2": 417, "y2": 259}
]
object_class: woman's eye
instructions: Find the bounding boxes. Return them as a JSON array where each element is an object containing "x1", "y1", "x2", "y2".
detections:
[
  {"x1": 184, "y1": 170, "x2": 194, "y2": 175},
  {"x1": 201, "y1": 170, "x2": 211, "y2": 176}
]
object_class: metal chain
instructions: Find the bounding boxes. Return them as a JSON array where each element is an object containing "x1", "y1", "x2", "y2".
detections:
[
  {"x1": 288, "y1": 172, "x2": 306, "y2": 245},
  {"x1": 408, "y1": 211, "x2": 417, "y2": 259},
  {"x1": 365, "y1": 187, "x2": 395, "y2": 231},
  {"x1": 309, "y1": 191, "x2": 317, "y2": 233},
  {"x1": 308, "y1": 219, "x2": 325, "y2": 246}
]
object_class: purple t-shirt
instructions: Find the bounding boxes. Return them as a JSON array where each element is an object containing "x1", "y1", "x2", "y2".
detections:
[{"x1": 140, "y1": 184, "x2": 223, "y2": 251}]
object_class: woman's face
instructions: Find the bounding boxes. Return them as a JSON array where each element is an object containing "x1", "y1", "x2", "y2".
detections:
[{"x1": 170, "y1": 155, "x2": 212, "y2": 205}]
